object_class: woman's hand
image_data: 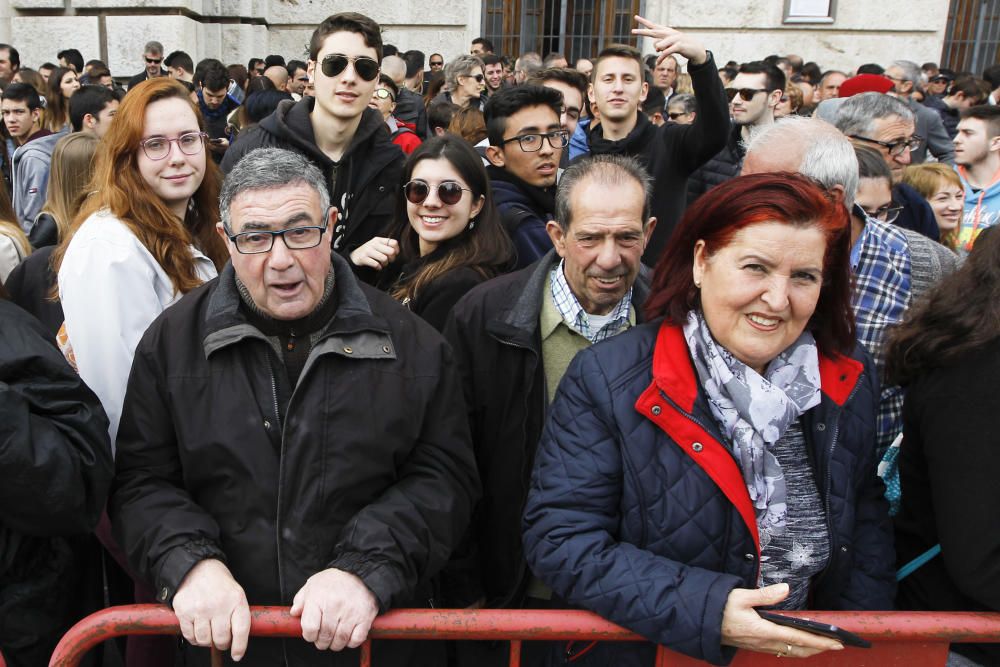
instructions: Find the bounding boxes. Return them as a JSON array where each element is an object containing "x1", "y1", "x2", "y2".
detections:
[
  {"x1": 720, "y1": 584, "x2": 845, "y2": 658},
  {"x1": 632, "y1": 16, "x2": 708, "y2": 67},
  {"x1": 349, "y1": 237, "x2": 399, "y2": 270}
]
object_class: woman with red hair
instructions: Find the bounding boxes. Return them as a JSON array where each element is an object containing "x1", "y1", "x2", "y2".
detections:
[{"x1": 522, "y1": 172, "x2": 894, "y2": 665}]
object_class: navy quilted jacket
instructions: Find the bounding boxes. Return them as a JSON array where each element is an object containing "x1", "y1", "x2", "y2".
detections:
[{"x1": 522, "y1": 320, "x2": 895, "y2": 666}]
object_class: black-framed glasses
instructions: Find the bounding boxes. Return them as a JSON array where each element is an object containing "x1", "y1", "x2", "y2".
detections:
[
  {"x1": 849, "y1": 134, "x2": 923, "y2": 157},
  {"x1": 667, "y1": 111, "x2": 689, "y2": 120},
  {"x1": 854, "y1": 202, "x2": 905, "y2": 224},
  {"x1": 372, "y1": 88, "x2": 395, "y2": 102},
  {"x1": 226, "y1": 225, "x2": 328, "y2": 254},
  {"x1": 429, "y1": 60, "x2": 444, "y2": 68},
  {"x1": 725, "y1": 87, "x2": 768, "y2": 102},
  {"x1": 145, "y1": 56, "x2": 163, "y2": 64},
  {"x1": 499, "y1": 129, "x2": 570, "y2": 152},
  {"x1": 404, "y1": 179, "x2": 471, "y2": 205},
  {"x1": 320, "y1": 54, "x2": 379, "y2": 81},
  {"x1": 460, "y1": 73, "x2": 485, "y2": 83},
  {"x1": 139, "y1": 131, "x2": 207, "y2": 161}
]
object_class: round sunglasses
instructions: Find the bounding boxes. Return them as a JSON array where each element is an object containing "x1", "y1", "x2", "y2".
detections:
[
  {"x1": 321, "y1": 54, "x2": 380, "y2": 81},
  {"x1": 404, "y1": 179, "x2": 472, "y2": 206}
]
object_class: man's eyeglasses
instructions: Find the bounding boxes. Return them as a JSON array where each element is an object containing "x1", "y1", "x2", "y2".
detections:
[
  {"x1": 145, "y1": 56, "x2": 163, "y2": 65},
  {"x1": 854, "y1": 202, "x2": 905, "y2": 224},
  {"x1": 404, "y1": 180, "x2": 471, "y2": 206},
  {"x1": 460, "y1": 73, "x2": 485, "y2": 83},
  {"x1": 226, "y1": 225, "x2": 327, "y2": 254},
  {"x1": 372, "y1": 88, "x2": 395, "y2": 102},
  {"x1": 499, "y1": 129, "x2": 570, "y2": 152},
  {"x1": 139, "y1": 131, "x2": 207, "y2": 161},
  {"x1": 849, "y1": 134, "x2": 923, "y2": 157},
  {"x1": 725, "y1": 87, "x2": 768, "y2": 102},
  {"x1": 320, "y1": 54, "x2": 380, "y2": 81}
]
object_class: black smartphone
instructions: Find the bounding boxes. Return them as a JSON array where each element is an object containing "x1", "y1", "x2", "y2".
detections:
[{"x1": 757, "y1": 610, "x2": 872, "y2": 649}]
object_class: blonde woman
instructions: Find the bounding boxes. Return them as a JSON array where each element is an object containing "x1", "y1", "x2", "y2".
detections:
[
  {"x1": 0, "y1": 192, "x2": 30, "y2": 281},
  {"x1": 30, "y1": 133, "x2": 99, "y2": 248},
  {"x1": 902, "y1": 163, "x2": 965, "y2": 251}
]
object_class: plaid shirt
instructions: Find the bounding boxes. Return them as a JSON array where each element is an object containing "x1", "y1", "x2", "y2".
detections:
[
  {"x1": 851, "y1": 217, "x2": 912, "y2": 456},
  {"x1": 550, "y1": 261, "x2": 632, "y2": 343}
]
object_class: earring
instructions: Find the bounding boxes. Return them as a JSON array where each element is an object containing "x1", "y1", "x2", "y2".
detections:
[
  {"x1": 694, "y1": 280, "x2": 701, "y2": 289},
  {"x1": 468, "y1": 217, "x2": 476, "y2": 230}
]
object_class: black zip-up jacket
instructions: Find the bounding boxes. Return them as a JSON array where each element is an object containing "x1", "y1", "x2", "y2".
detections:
[
  {"x1": 439, "y1": 250, "x2": 650, "y2": 609},
  {"x1": 221, "y1": 99, "x2": 405, "y2": 262},
  {"x1": 109, "y1": 253, "x2": 479, "y2": 667},
  {"x1": 686, "y1": 123, "x2": 747, "y2": 205},
  {"x1": 0, "y1": 300, "x2": 113, "y2": 666},
  {"x1": 583, "y1": 52, "x2": 730, "y2": 265}
]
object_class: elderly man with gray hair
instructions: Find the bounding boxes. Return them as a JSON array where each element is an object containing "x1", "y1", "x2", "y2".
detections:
[{"x1": 110, "y1": 147, "x2": 479, "y2": 667}]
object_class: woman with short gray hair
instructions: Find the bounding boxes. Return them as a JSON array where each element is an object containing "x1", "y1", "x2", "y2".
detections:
[{"x1": 436, "y1": 54, "x2": 485, "y2": 110}]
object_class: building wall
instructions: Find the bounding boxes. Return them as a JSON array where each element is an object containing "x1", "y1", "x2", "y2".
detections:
[{"x1": 1, "y1": 0, "x2": 946, "y2": 78}]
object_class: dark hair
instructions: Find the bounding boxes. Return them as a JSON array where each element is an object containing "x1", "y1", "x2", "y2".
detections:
[
  {"x1": 855, "y1": 144, "x2": 892, "y2": 183},
  {"x1": 383, "y1": 44, "x2": 398, "y2": 58},
  {"x1": 961, "y1": 104, "x2": 1000, "y2": 138},
  {"x1": 644, "y1": 172, "x2": 855, "y2": 357},
  {"x1": 529, "y1": 67, "x2": 589, "y2": 108},
  {"x1": 193, "y1": 58, "x2": 225, "y2": 88},
  {"x1": 643, "y1": 85, "x2": 666, "y2": 115},
  {"x1": 718, "y1": 66, "x2": 738, "y2": 84},
  {"x1": 286, "y1": 59, "x2": 307, "y2": 76},
  {"x1": 45, "y1": 67, "x2": 76, "y2": 131},
  {"x1": 801, "y1": 62, "x2": 822, "y2": 84},
  {"x1": 429, "y1": 53, "x2": 444, "y2": 64},
  {"x1": 593, "y1": 44, "x2": 643, "y2": 83},
  {"x1": 472, "y1": 37, "x2": 495, "y2": 53},
  {"x1": 245, "y1": 90, "x2": 293, "y2": 124},
  {"x1": 482, "y1": 54, "x2": 502, "y2": 67},
  {"x1": 983, "y1": 64, "x2": 1000, "y2": 91},
  {"x1": 200, "y1": 64, "x2": 229, "y2": 92},
  {"x1": 0, "y1": 44, "x2": 20, "y2": 69},
  {"x1": 2, "y1": 82, "x2": 41, "y2": 110},
  {"x1": 428, "y1": 99, "x2": 458, "y2": 133},
  {"x1": 85, "y1": 59, "x2": 105, "y2": 72},
  {"x1": 389, "y1": 134, "x2": 513, "y2": 303},
  {"x1": 309, "y1": 12, "x2": 383, "y2": 62},
  {"x1": 739, "y1": 60, "x2": 786, "y2": 95},
  {"x1": 57, "y1": 48, "x2": 84, "y2": 73},
  {"x1": 264, "y1": 54, "x2": 285, "y2": 68},
  {"x1": 484, "y1": 84, "x2": 563, "y2": 146},
  {"x1": 857, "y1": 63, "x2": 886, "y2": 75},
  {"x1": 164, "y1": 50, "x2": 194, "y2": 73},
  {"x1": 228, "y1": 64, "x2": 248, "y2": 92},
  {"x1": 247, "y1": 57, "x2": 264, "y2": 73},
  {"x1": 948, "y1": 76, "x2": 989, "y2": 102},
  {"x1": 403, "y1": 50, "x2": 425, "y2": 79},
  {"x1": 377, "y1": 73, "x2": 399, "y2": 99},
  {"x1": 887, "y1": 226, "x2": 1000, "y2": 384},
  {"x1": 69, "y1": 84, "x2": 117, "y2": 132}
]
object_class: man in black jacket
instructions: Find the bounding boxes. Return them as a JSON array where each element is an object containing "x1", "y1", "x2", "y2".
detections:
[
  {"x1": 583, "y1": 17, "x2": 729, "y2": 264},
  {"x1": 441, "y1": 155, "x2": 654, "y2": 667},
  {"x1": 222, "y1": 12, "x2": 404, "y2": 271},
  {"x1": 110, "y1": 148, "x2": 479, "y2": 667}
]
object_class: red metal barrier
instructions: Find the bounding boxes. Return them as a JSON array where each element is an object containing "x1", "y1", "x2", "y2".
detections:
[{"x1": 47, "y1": 605, "x2": 1000, "y2": 667}]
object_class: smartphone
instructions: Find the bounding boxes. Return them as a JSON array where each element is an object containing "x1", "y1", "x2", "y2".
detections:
[{"x1": 757, "y1": 610, "x2": 872, "y2": 649}]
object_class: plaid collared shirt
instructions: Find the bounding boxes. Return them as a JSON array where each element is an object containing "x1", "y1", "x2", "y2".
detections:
[
  {"x1": 851, "y1": 217, "x2": 912, "y2": 456},
  {"x1": 549, "y1": 261, "x2": 632, "y2": 344}
]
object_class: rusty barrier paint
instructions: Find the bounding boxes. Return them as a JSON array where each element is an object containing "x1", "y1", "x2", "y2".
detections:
[{"x1": 46, "y1": 605, "x2": 1000, "y2": 667}]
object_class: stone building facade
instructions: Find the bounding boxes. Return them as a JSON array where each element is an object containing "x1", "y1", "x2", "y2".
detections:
[{"x1": 0, "y1": 1, "x2": 949, "y2": 78}]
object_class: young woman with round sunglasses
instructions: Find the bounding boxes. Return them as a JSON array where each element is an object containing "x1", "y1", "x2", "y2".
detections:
[{"x1": 354, "y1": 134, "x2": 513, "y2": 331}]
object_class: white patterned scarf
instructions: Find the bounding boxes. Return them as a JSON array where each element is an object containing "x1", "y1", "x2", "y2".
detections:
[{"x1": 682, "y1": 310, "x2": 822, "y2": 544}]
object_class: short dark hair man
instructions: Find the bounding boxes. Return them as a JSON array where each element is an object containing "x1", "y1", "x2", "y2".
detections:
[
  {"x1": 197, "y1": 63, "x2": 240, "y2": 161},
  {"x1": 402, "y1": 50, "x2": 426, "y2": 94},
  {"x1": 247, "y1": 57, "x2": 265, "y2": 77},
  {"x1": 441, "y1": 155, "x2": 656, "y2": 667},
  {"x1": 286, "y1": 59, "x2": 309, "y2": 97},
  {"x1": 687, "y1": 60, "x2": 784, "y2": 202},
  {"x1": 223, "y1": 12, "x2": 404, "y2": 277},
  {"x1": 110, "y1": 147, "x2": 478, "y2": 666},
  {"x1": 922, "y1": 76, "x2": 990, "y2": 138},
  {"x1": 0, "y1": 44, "x2": 19, "y2": 84},
  {"x1": 69, "y1": 84, "x2": 120, "y2": 137},
  {"x1": 580, "y1": 22, "x2": 729, "y2": 263},
  {"x1": 482, "y1": 54, "x2": 504, "y2": 96},
  {"x1": 164, "y1": 50, "x2": 195, "y2": 82},
  {"x1": 484, "y1": 85, "x2": 566, "y2": 268},
  {"x1": 126, "y1": 40, "x2": 167, "y2": 91},
  {"x1": 471, "y1": 37, "x2": 494, "y2": 56},
  {"x1": 57, "y1": 48, "x2": 84, "y2": 74},
  {"x1": 2, "y1": 84, "x2": 58, "y2": 229},
  {"x1": 954, "y1": 105, "x2": 1000, "y2": 255}
]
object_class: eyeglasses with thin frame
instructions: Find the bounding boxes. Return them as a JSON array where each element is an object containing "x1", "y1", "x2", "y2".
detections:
[
  {"x1": 226, "y1": 225, "x2": 328, "y2": 254},
  {"x1": 849, "y1": 134, "x2": 923, "y2": 157},
  {"x1": 145, "y1": 56, "x2": 163, "y2": 65},
  {"x1": 372, "y1": 88, "x2": 395, "y2": 102},
  {"x1": 139, "y1": 131, "x2": 207, "y2": 161},
  {"x1": 499, "y1": 129, "x2": 570, "y2": 152},
  {"x1": 320, "y1": 54, "x2": 380, "y2": 81},
  {"x1": 854, "y1": 202, "x2": 905, "y2": 224},
  {"x1": 404, "y1": 179, "x2": 472, "y2": 206},
  {"x1": 725, "y1": 87, "x2": 768, "y2": 102}
]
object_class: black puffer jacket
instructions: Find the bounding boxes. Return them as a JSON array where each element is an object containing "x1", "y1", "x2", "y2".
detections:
[
  {"x1": 686, "y1": 124, "x2": 746, "y2": 204},
  {"x1": 0, "y1": 300, "x2": 113, "y2": 666},
  {"x1": 221, "y1": 99, "x2": 405, "y2": 260},
  {"x1": 109, "y1": 254, "x2": 480, "y2": 667}
]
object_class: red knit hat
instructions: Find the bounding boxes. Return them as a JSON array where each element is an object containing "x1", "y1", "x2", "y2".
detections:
[{"x1": 839, "y1": 74, "x2": 895, "y2": 98}]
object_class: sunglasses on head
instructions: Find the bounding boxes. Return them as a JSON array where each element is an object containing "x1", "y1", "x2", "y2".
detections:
[
  {"x1": 404, "y1": 179, "x2": 471, "y2": 206},
  {"x1": 320, "y1": 54, "x2": 380, "y2": 81}
]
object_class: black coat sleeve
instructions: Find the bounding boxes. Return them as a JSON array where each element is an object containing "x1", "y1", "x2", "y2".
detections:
[
  {"x1": 0, "y1": 301, "x2": 113, "y2": 536},
  {"x1": 414, "y1": 270, "x2": 485, "y2": 333},
  {"x1": 664, "y1": 52, "x2": 731, "y2": 175}
]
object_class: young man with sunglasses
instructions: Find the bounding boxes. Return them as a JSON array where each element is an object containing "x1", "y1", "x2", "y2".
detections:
[
  {"x1": 687, "y1": 61, "x2": 785, "y2": 204},
  {"x1": 582, "y1": 17, "x2": 729, "y2": 265},
  {"x1": 222, "y1": 12, "x2": 404, "y2": 280},
  {"x1": 484, "y1": 85, "x2": 567, "y2": 268},
  {"x1": 126, "y1": 40, "x2": 168, "y2": 92}
]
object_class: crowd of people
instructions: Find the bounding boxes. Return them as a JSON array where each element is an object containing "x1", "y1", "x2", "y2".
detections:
[{"x1": 2, "y1": 9, "x2": 1000, "y2": 667}]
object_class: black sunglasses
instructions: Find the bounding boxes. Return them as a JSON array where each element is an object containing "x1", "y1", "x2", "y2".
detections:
[
  {"x1": 461, "y1": 73, "x2": 485, "y2": 83},
  {"x1": 725, "y1": 87, "x2": 767, "y2": 101},
  {"x1": 320, "y1": 54, "x2": 380, "y2": 81},
  {"x1": 667, "y1": 111, "x2": 688, "y2": 119},
  {"x1": 145, "y1": 56, "x2": 163, "y2": 65},
  {"x1": 430, "y1": 61, "x2": 444, "y2": 67},
  {"x1": 404, "y1": 179, "x2": 471, "y2": 206}
]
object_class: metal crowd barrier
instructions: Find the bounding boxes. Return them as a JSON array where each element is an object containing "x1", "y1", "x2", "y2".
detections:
[{"x1": 45, "y1": 605, "x2": 1000, "y2": 666}]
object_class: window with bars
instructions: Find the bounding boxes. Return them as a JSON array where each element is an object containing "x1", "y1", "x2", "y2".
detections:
[
  {"x1": 941, "y1": 0, "x2": 1000, "y2": 74},
  {"x1": 482, "y1": 0, "x2": 644, "y2": 63}
]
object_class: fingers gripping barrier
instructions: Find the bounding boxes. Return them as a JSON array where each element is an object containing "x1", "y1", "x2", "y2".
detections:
[{"x1": 46, "y1": 605, "x2": 1000, "y2": 667}]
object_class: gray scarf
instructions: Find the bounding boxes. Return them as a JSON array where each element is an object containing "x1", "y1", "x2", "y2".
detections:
[{"x1": 682, "y1": 310, "x2": 821, "y2": 546}]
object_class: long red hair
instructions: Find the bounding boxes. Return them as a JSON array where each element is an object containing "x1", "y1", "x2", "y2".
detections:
[
  {"x1": 644, "y1": 172, "x2": 855, "y2": 357},
  {"x1": 53, "y1": 77, "x2": 227, "y2": 295}
]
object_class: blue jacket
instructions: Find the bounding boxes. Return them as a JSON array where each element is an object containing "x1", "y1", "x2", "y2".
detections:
[
  {"x1": 522, "y1": 321, "x2": 895, "y2": 666},
  {"x1": 489, "y1": 172, "x2": 555, "y2": 270}
]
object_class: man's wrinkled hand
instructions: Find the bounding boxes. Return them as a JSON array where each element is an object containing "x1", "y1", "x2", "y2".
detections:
[
  {"x1": 172, "y1": 558, "x2": 252, "y2": 662},
  {"x1": 290, "y1": 568, "x2": 379, "y2": 651}
]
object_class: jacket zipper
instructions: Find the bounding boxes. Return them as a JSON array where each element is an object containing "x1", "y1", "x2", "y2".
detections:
[{"x1": 267, "y1": 366, "x2": 292, "y2": 666}]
